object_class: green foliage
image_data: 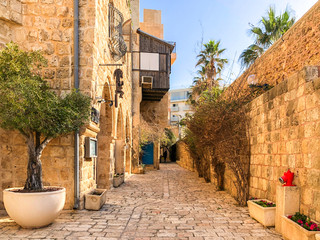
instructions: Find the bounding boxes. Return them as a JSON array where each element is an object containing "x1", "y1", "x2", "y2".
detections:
[
  {"x1": 184, "y1": 77, "x2": 272, "y2": 205},
  {"x1": 0, "y1": 43, "x2": 91, "y2": 138},
  {"x1": 239, "y1": 6, "x2": 295, "y2": 69},
  {"x1": 253, "y1": 200, "x2": 276, "y2": 207},
  {"x1": 289, "y1": 213, "x2": 320, "y2": 231},
  {"x1": 239, "y1": 44, "x2": 264, "y2": 69},
  {"x1": 195, "y1": 40, "x2": 228, "y2": 89},
  {"x1": 160, "y1": 128, "x2": 176, "y2": 149}
]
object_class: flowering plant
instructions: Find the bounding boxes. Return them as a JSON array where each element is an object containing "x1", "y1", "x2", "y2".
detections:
[
  {"x1": 253, "y1": 199, "x2": 276, "y2": 207},
  {"x1": 288, "y1": 212, "x2": 320, "y2": 231}
]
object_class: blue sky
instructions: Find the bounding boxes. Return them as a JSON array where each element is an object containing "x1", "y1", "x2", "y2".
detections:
[{"x1": 140, "y1": 0, "x2": 318, "y2": 89}]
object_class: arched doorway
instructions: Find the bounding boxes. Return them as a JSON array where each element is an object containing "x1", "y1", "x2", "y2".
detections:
[
  {"x1": 125, "y1": 115, "x2": 132, "y2": 174},
  {"x1": 114, "y1": 106, "x2": 125, "y2": 175},
  {"x1": 97, "y1": 83, "x2": 114, "y2": 189}
]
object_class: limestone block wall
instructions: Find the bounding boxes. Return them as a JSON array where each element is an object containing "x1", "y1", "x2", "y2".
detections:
[
  {"x1": 0, "y1": 0, "x2": 22, "y2": 46},
  {"x1": 176, "y1": 141, "x2": 196, "y2": 172},
  {"x1": 140, "y1": 93, "x2": 169, "y2": 128},
  {"x1": 248, "y1": 66, "x2": 320, "y2": 221},
  {"x1": 0, "y1": 0, "x2": 22, "y2": 26},
  {"x1": 78, "y1": 0, "x2": 133, "y2": 207},
  {"x1": 230, "y1": 1, "x2": 320, "y2": 93},
  {"x1": 175, "y1": 0, "x2": 320, "y2": 222},
  {"x1": 0, "y1": 0, "x2": 76, "y2": 210}
]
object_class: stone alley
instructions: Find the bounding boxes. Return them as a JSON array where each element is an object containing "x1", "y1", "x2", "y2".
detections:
[{"x1": 0, "y1": 164, "x2": 282, "y2": 240}]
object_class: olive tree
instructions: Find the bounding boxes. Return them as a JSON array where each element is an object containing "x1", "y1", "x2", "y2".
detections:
[{"x1": 0, "y1": 43, "x2": 91, "y2": 191}]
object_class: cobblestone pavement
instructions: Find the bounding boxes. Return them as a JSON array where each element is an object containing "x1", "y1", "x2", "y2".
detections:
[{"x1": 0, "y1": 163, "x2": 282, "y2": 240}]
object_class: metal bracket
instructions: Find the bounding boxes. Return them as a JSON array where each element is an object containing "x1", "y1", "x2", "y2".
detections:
[{"x1": 99, "y1": 64, "x2": 123, "y2": 67}]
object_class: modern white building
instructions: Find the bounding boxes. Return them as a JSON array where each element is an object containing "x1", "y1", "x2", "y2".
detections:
[{"x1": 169, "y1": 88, "x2": 193, "y2": 138}]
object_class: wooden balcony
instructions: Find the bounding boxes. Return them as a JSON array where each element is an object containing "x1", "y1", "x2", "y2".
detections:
[{"x1": 136, "y1": 29, "x2": 175, "y2": 101}]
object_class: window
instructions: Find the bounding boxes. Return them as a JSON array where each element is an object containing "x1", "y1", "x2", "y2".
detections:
[
  {"x1": 171, "y1": 91, "x2": 190, "y2": 101},
  {"x1": 140, "y1": 53, "x2": 159, "y2": 71}
]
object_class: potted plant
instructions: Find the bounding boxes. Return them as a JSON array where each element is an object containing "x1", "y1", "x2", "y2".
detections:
[
  {"x1": 85, "y1": 189, "x2": 107, "y2": 211},
  {"x1": 282, "y1": 213, "x2": 320, "y2": 240},
  {"x1": 113, "y1": 173, "x2": 124, "y2": 187},
  {"x1": 0, "y1": 43, "x2": 91, "y2": 228},
  {"x1": 247, "y1": 198, "x2": 276, "y2": 227}
]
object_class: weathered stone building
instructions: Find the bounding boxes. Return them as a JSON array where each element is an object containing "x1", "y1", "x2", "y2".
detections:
[
  {"x1": 131, "y1": 9, "x2": 176, "y2": 171},
  {"x1": 0, "y1": 0, "x2": 176, "y2": 210},
  {"x1": 0, "y1": 0, "x2": 134, "y2": 210}
]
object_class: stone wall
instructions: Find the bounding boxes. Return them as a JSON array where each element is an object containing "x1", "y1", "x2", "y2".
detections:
[
  {"x1": 176, "y1": 141, "x2": 196, "y2": 172},
  {"x1": 78, "y1": 0, "x2": 133, "y2": 208},
  {"x1": 0, "y1": 0, "x2": 76, "y2": 210},
  {"x1": 177, "y1": 67, "x2": 320, "y2": 222},
  {"x1": 248, "y1": 66, "x2": 320, "y2": 221},
  {"x1": 176, "y1": 1, "x2": 320, "y2": 221},
  {"x1": 230, "y1": 1, "x2": 320, "y2": 94},
  {"x1": 0, "y1": 0, "x2": 22, "y2": 46}
]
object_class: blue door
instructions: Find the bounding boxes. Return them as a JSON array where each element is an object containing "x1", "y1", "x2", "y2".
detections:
[{"x1": 142, "y1": 143, "x2": 154, "y2": 165}]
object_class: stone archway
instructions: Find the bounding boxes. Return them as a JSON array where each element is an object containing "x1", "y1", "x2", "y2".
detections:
[
  {"x1": 97, "y1": 83, "x2": 114, "y2": 189},
  {"x1": 114, "y1": 106, "x2": 125, "y2": 175},
  {"x1": 125, "y1": 115, "x2": 132, "y2": 174}
]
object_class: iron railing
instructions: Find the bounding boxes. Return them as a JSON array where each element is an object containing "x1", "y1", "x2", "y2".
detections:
[{"x1": 108, "y1": 4, "x2": 127, "y2": 61}]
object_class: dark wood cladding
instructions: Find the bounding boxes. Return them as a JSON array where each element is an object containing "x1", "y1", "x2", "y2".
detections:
[
  {"x1": 138, "y1": 31, "x2": 174, "y2": 101},
  {"x1": 142, "y1": 88, "x2": 169, "y2": 101},
  {"x1": 140, "y1": 70, "x2": 169, "y2": 89},
  {"x1": 139, "y1": 34, "x2": 172, "y2": 54}
]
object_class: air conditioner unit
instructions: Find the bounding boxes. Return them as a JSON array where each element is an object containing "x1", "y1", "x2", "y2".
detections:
[{"x1": 141, "y1": 76, "x2": 153, "y2": 89}]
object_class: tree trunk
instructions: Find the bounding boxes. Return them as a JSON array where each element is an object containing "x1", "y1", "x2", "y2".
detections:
[
  {"x1": 24, "y1": 134, "x2": 43, "y2": 190},
  {"x1": 24, "y1": 153, "x2": 43, "y2": 190}
]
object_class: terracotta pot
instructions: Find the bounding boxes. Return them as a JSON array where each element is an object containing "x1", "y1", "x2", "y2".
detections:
[{"x1": 3, "y1": 187, "x2": 66, "y2": 228}]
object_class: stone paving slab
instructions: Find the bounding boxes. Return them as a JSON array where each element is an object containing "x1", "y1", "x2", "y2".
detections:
[{"x1": 0, "y1": 163, "x2": 282, "y2": 239}]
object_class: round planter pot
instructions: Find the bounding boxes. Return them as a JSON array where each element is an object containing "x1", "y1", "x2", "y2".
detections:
[{"x1": 3, "y1": 187, "x2": 66, "y2": 228}]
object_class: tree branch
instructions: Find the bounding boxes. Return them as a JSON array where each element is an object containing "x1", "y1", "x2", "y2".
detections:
[
  {"x1": 19, "y1": 129, "x2": 29, "y2": 139},
  {"x1": 36, "y1": 137, "x2": 52, "y2": 155}
]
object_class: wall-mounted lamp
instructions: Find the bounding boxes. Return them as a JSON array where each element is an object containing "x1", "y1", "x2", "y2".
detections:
[{"x1": 96, "y1": 97, "x2": 113, "y2": 107}]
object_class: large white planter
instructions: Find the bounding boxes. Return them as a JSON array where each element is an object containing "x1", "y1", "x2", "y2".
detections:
[
  {"x1": 282, "y1": 216, "x2": 320, "y2": 240},
  {"x1": 3, "y1": 187, "x2": 66, "y2": 228},
  {"x1": 247, "y1": 199, "x2": 276, "y2": 227}
]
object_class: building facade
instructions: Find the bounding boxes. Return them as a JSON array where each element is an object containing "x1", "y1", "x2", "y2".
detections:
[
  {"x1": 0, "y1": 0, "x2": 133, "y2": 210},
  {"x1": 169, "y1": 88, "x2": 193, "y2": 138},
  {"x1": 0, "y1": 0, "x2": 175, "y2": 210},
  {"x1": 131, "y1": 9, "x2": 176, "y2": 171}
]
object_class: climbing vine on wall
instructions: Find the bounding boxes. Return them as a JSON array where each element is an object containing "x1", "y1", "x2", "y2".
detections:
[{"x1": 183, "y1": 84, "x2": 272, "y2": 206}]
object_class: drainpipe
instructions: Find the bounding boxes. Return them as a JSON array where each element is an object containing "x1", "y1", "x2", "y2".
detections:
[{"x1": 73, "y1": 0, "x2": 80, "y2": 209}]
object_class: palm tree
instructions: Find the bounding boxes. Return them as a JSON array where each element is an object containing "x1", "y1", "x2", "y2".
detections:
[
  {"x1": 239, "y1": 44, "x2": 264, "y2": 69},
  {"x1": 196, "y1": 40, "x2": 228, "y2": 88},
  {"x1": 192, "y1": 67, "x2": 207, "y2": 96},
  {"x1": 239, "y1": 6, "x2": 295, "y2": 69}
]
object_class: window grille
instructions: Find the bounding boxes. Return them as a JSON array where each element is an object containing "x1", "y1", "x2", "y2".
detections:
[{"x1": 108, "y1": 3, "x2": 127, "y2": 61}]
